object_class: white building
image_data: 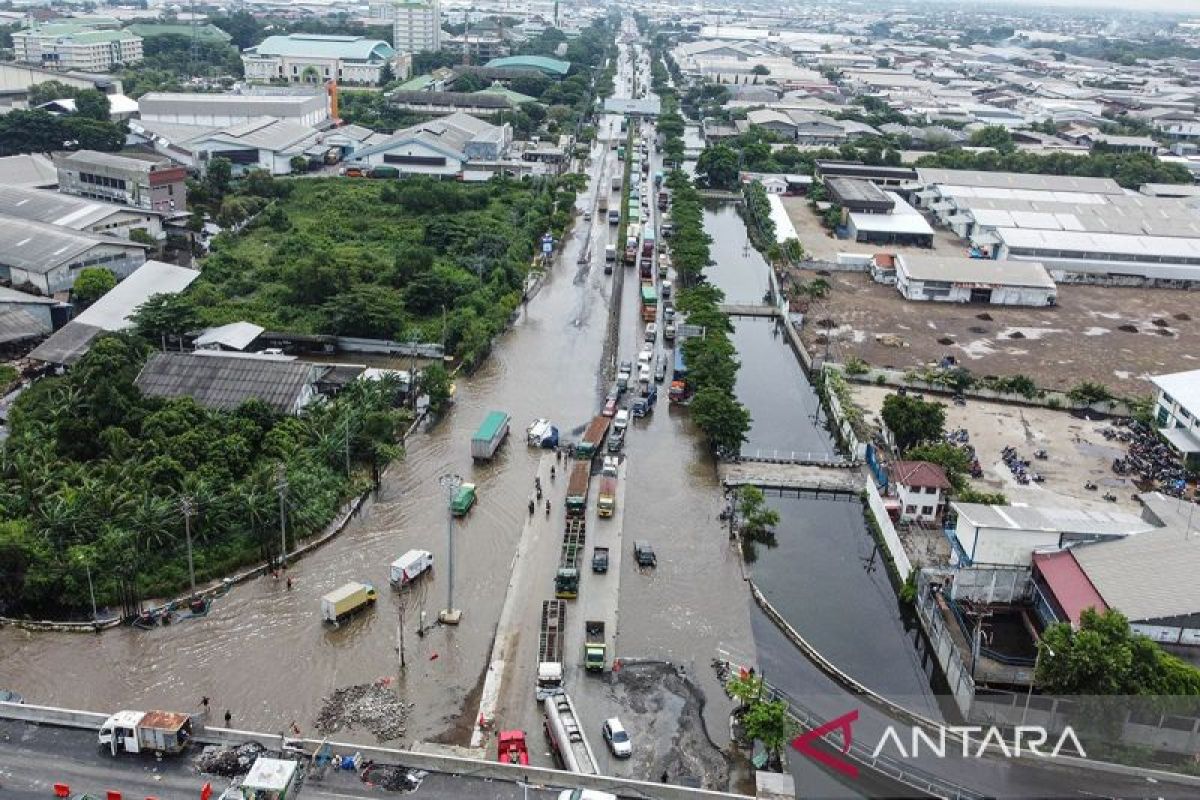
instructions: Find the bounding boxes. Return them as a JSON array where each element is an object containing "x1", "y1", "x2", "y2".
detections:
[
  {"x1": 890, "y1": 461, "x2": 951, "y2": 523},
  {"x1": 393, "y1": 0, "x2": 442, "y2": 54},
  {"x1": 950, "y1": 502, "x2": 1152, "y2": 567},
  {"x1": 189, "y1": 118, "x2": 323, "y2": 176},
  {"x1": 242, "y1": 34, "x2": 402, "y2": 86},
  {"x1": 348, "y1": 112, "x2": 509, "y2": 177},
  {"x1": 138, "y1": 91, "x2": 330, "y2": 128},
  {"x1": 893, "y1": 254, "x2": 1056, "y2": 306},
  {"x1": 13, "y1": 23, "x2": 142, "y2": 71},
  {"x1": 1149, "y1": 369, "x2": 1200, "y2": 468}
]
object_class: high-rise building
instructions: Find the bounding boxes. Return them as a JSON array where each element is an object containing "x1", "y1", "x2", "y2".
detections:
[{"x1": 393, "y1": 0, "x2": 442, "y2": 54}]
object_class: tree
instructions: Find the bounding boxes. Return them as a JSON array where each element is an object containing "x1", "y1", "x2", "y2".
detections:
[
  {"x1": 379, "y1": 63, "x2": 395, "y2": 86},
  {"x1": 130, "y1": 293, "x2": 201, "y2": 348},
  {"x1": 72, "y1": 268, "x2": 117, "y2": 307},
  {"x1": 290, "y1": 155, "x2": 310, "y2": 174},
  {"x1": 742, "y1": 697, "x2": 796, "y2": 767},
  {"x1": 1068, "y1": 381, "x2": 1113, "y2": 408},
  {"x1": 420, "y1": 362, "x2": 452, "y2": 415},
  {"x1": 73, "y1": 90, "x2": 111, "y2": 122},
  {"x1": 206, "y1": 157, "x2": 233, "y2": 198},
  {"x1": 737, "y1": 485, "x2": 780, "y2": 546},
  {"x1": 905, "y1": 441, "x2": 971, "y2": 491},
  {"x1": 690, "y1": 386, "x2": 751, "y2": 455},
  {"x1": 968, "y1": 125, "x2": 1015, "y2": 153},
  {"x1": 881, "y1": 393, "x2": 945, "y2": 453},
  {"x1": 695, "y1": 143, "x2": 740, "y2": 189},
  {"x1": 751, "y1": 64, "x2": 770, "y2": 76}
]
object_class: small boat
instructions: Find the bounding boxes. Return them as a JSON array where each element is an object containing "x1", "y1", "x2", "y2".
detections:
[{"x1": 526, "y1": 418, "x2": 560, "y2": 449}]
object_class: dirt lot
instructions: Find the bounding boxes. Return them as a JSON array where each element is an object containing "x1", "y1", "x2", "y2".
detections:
[
  {"x1": 789, "y1": 270, "x2": 1199, "y2": 396},
  {"x1": 781, "y1": 194, "x2": 966, "y2": 262},
  {"x1": 852, "y1": 383, "x2": 1143, "y2": 515}
]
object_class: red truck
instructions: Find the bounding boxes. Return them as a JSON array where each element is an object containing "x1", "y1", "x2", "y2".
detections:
[{"x1": 497, "y1": 730, "x2": 529, "y2": 765}]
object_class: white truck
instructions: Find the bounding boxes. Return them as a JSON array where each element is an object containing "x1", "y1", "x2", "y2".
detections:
[
  {"x1": 98, "y1": 710, "x2": 193, "y2": 757},
  {"x1": 537, "y1": 599, "x2": 567, "y2": 700},
  {"x1": 390, "y1": 550, "x2": 433, "y2": 587}
]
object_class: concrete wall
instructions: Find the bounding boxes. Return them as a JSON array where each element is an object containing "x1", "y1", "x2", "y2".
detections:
[
  {"x1": 954, "y1": 522, "x2": 1060, "y2": 567},
  {"x1": 915, "y1": 571, "x2": 976, "y2": 717},
  {"x1": 946, "y1": 565, "x2": 1033, "y2": 605},
  {"x1": 865, "y1": 478, "x2": 913, "y2": 579},
  {"x1": 0, "y1": 701, "x2": 750, "y2": 800}
]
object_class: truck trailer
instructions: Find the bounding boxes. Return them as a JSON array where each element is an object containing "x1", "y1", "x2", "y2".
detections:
[
  {"x1": 596, "y1": 476, "x2": 617, "y2": 517},
  {"x1": 576, "y1": 415, "x2": 610, "y2": 460},
  {"x1": 321, "y1": 581, "x2": 377, "y2": 623},
  {"x1": 537, "y1": 599, "x2": 566, "y2": 699},
  {"x1": 471, "y1": 411, "x2": 510, "y2": 460},
  {"x1": 98, "y1": 710, "x2": 192, "y2": 757},
  {"x1": 542, "y1": 693, "x2": 599, "y2": 775}
]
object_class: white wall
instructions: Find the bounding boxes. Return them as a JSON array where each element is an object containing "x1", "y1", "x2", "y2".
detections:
[
  {"x1": 897, "y1": 483, "x2": 942, "y2": 522},
  {"x1": 358, "y1": 142, "x2": 462, "y2": 176},
  {"x1": 954, "y1": 522, "x2": 1060, "y2": 566}
]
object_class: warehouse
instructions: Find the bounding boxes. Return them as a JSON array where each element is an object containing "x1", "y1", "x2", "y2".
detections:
[
  {"x1": 893, "y1": 254, "x2": 1056, "y2": 306},
  {"x1": 0, "y1": 186, "x2": 162, "y2": 239},
  {"x1": 138, "y1": 91, "x2": 330, "y2": 128},
  {"x1": 348, "y1": 112, "x2": 509, "y2": 176},
  {"x1": 0, "y1": 215, "x2": 146, "y2": 295},
  {"x1": 845, "y1": 191, "x2": 934, "y2": 246},
  {"x1": 993, "y1": 227, "x2": 1200, "y2": 286},
  {"x1": 826, "y1": 178, "x2": 895, "y2": 214}
]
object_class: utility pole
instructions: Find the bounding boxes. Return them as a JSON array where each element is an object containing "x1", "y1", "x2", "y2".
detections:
[
  {"x1": 81, "y1": 557, "x2": 97, "y2": 621},
  {"x1": 180, "y1": 495, "x2": 196, "y2": 595},
  {"x1": 344, "y1": 416, "x2": 352, "y2": 476},
  {"x1": 276, "y1": 464, "x2": 288, "y2": 568},
  {"x1": 396, "y1": 590, "x2": 407, "y2": 671},
  {"x1": 437, "y1": 473, "x2": 463, "y2": 624}
]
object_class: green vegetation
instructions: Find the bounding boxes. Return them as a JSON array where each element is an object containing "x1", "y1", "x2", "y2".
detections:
[
  {"x1": 117, "y1": 34, "x2": 244, "y2": 96},
  {"x1": 968, "y1": 125, "x2": 1016, "y2": 153},
  {"x1": 726, "y1": 671, "x2": 797, "y2": 768},
  {"x1": 915, "y1": 149, "x2": 1192, "y2": 189},
  {"x1": 666, "y1": 171, "x2": 752, "y2": 455},
  {"x1": 0, "y1": 109, "x2": 125, "y2": 156},
  {"x1": 736, "y1": 485, "x2": 780, "y2": 562},
  {"x1": 1068, "y1": 381, "x2": 1115, "y2": 408},
  {"x1": 26, "y1": 82, "x2": 111, "y2": 120},
  {"x1": 72, "y1": 268, "x2": 117, "y2": 307},
  {"x1": 905, "y1": 441, "x2": 971, "y2": 491},
  {"x1": 956, "y1": 488, "x2": 1008, "y2": 505},
  {"x1": 1039, "y1": 608, "x2": 1200, "y2": 696},
  {"x1": 881, "y1": 393, "x2": 946, "y2": 453},
  {"x1": 0, "y1": 365, "x2": 17, "y2": 389},
  {"x1": 741, "y1": 180, "x2": 776, "y2": 255},
  {"x1": 420, "y1": 362, "x2": 452, "y2": 417},
  {"x1": 188, "y1": 175, "x2": 571, "y2": 367},
  {"x1": 0, "y1": 335, "x2": 411, "y2": 616},
  {"x1": 336, "y1": 91, "x2": 432, "y2": 131}
]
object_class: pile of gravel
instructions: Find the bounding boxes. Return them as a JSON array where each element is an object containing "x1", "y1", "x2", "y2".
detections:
[
  {"x1": 316, "y1": 682, "x2": 408, "y2": 741},
  {"x1": 363, "y1": 764, "x2": 427, "y2": 792},
  {"x1": 196, "y1": 741, "x2": 267, "y2": 777}
]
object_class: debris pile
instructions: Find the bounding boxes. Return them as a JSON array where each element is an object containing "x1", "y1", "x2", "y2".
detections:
[
  {"x1": 196, "y1": 741, "x2": 267, "y2": 777},
  {"x1": 363, "y1": 764, "x2": 427, "y2": 792},
  {"x1": 316, "y1": 682, "x2": 408, "y2": 741}
]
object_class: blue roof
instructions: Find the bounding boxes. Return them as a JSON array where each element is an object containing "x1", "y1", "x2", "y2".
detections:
[
  {"x1": 483, "y1": 55, "x2": 571, "y2": 76},
  {"x1": 249, "y1": 34, "x2": 394, "y2": 62}
]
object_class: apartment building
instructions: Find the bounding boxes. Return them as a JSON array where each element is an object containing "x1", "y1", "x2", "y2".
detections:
[
  {"x1": 242, "y1": 34, "x2": 403, "y2": 86},
  {"x1": 393, "y1": 0, "x2": 442, "y2": 54}
]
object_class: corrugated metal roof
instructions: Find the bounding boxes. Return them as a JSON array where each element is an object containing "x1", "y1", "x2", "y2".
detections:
[
  {"x1": 0, "y1": 308, "x2": 50, "y2": 344},
  {"x1": 1032, "y1": 550, "x2": 1107, "y2": 626},
  {"x1": 0, "y1": 214, "x2": 143, "y2": 274},
  {"x1": 247, "y1": 34, "x2": 393, "y2": 62},
  {"x1": 916, "y1": 168, "x2": 1124, "y2": 195},
  {"x1": 27, "y1": 321, "x2": 103, "y2": 365},
  {"x1": 951, "y1": 502, "x2": 1153, "y2": 537},
  {"x1": 197, "y1": 117, "x2": 319, "y2": 151},
  {"x1": 0, "y1": 287, "x2": 57, "y2": 306},
  {"x1": 0, "y1": 154, "x2": 57, "y2": 188},
  {"x1": 1150, "y1": 369, "x2": 1200, "y2": 420},
  {"x1": 0, "y1": 185, "x2": 147, "y2": 231},
  {"x1": 74, "y1": 260, "x2": 199, "y2": 331},
  {"x1": 194, "y1": 321, "x2": 265, "y2": 351},
  {"x1": 483, "y1": 55, "x2": 571, "y2": 76},
  {"x1": 135, "y1": 352, "x2": 316, "y2": 414},
  {"x1": 896, "y1": 254, "x2": 1056, "y2": 289}
]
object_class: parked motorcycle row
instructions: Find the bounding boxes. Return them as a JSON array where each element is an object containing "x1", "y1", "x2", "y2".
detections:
[
  {"x1": 1001, "y1": 446, "x2": 1045, "y2": 485},
  {"x1": 943, "y1": 428, "x2": 984, "y2": 478},
  {"x1": 1105, "y1": 419, "x2": 1191, "y2": 497}
]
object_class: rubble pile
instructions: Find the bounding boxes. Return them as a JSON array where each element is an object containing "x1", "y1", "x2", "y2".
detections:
[
  {"x1": 316, "y1": 682, "x2": 408, "y2": 741},
  {"x1": 363, "y1": 764, "x2": 427, "y2": 792},
  {"x1": 196, "y1": 741, "x2": 267, "y2": 777}
]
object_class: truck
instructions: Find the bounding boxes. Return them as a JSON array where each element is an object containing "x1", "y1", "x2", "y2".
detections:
[
  {"x1": 576, "y1": 415, "x2": 610, "y2": 460},
  {"x1": 555, "y1": 518, "x2": 586, "y2": 599},
  {"x1": 599, "y1": 195, "x2": 608, "y2": 213},
  {"x1": 641, "y1": 223, "x2": 656, "y2": 256},
  {"x1": 566, "y1": 461, "x2": 591, "y2": 516},
  {"x1": 611, "y1": 175, "x2": 622, "y2": 193},
  {"x1": 497, "y1": 730, "x2": 530, "y2": 765},
  {"x1": 597, "y1": 476, "x2": 617, "y2": 517},
  {"x1": 591, "y1": 546, "x2": 609, "y2": 573},
  {"x1": 542, "y1": 692, "x2": 599, "y2": 775},
  {"x1": 605, "y1": 244, "x2": 616, "y2": 262},
  {"x1": 537, "y1": 599, "x2": 566, "y2": 699},
  {"x1": 640, "y1": 283, "x2": 658, "y2": 322},
  {"x1": 389, "y1": 549, "x2": 433, "y2": 587},
  {"x1": 658, "y1": 191, "x2": 669, "y2": 210},
  {"x1": 99, "y1": 710, "x2": 193, "y2": 757},
  {"x1": 471, "y1": 410, "x2": 510, "y2": 460},
  {"x1": 623, "y1": 242, "x2": 638, "y2": 265},
  {"x1": 321, "y1": 581, "x2": 377, "y2": 623},
  {"x1": 584, "y1": 620, "x2": 607, "y2": 672}
]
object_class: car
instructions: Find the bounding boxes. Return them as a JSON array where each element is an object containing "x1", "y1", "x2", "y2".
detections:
[
  {"x1": 634, "y1": 541, "x2": 657, "y2": 567},
  {"x1": 583, "y1": 210, "x2": 592, "y2": 221},
  {"x1": 557, "y1": 791, "x2": 617, "y2": 800},
  {"x1": 602, "y1": 393, "x2": 618, "y2": 417},
  {"x1": 0, "y1": 689, "x2": 24, "y2": 704},
  {"x1": 618, "y1": 360, "x2": 633, "y2": 376},
  {"x1": 606, "y1": 429, "x2": 624, "y2": 452},
  {"x1": 601, "y1": 718, "x2": 632, "y2": 758},
  {"x1": 654, "y1": 360, "x2": 666, "y2": 382},
  {"x1": 644, "y1": 323, "x2": 657, "y2": 342}
]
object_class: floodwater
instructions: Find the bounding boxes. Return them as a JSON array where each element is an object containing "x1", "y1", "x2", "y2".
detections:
[
  {"x1": 703, "y1": 204, "x2": 771, "y2": 305},
  {"x1": 0, "y1": 41, "x2": 752, "y2": 762},
  {"x1": 732, "y1": 317, "x2": 837, "y2": 459}
]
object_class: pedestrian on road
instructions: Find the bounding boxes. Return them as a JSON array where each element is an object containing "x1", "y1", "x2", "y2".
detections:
[
  {"x1": 224, "y1": 710, "x2": 232, "y2": 727},
  {"x1": 286, "y1": 576, "x2": 293, "y2": 591},
  {"x1": 550, "y1": 465, "x2": 556, "y2": 481},
  {"x1": 200, "y1": 696, "x2": 209, "y2": 711},
  {"x1": 660, "y1": 770, "x2": 669, "y2": 783}
]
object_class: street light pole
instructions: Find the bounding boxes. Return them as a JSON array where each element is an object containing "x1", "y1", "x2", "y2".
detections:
[
  {"x1": 438, "y1": 473, "x2": 463, "y2": 625},
  {"x1": 1021, "y1": 643, "x2": 1054, "y2": 726},
  {"x1": 82, "y1": 558, "x2": 97, "y2": 621}
]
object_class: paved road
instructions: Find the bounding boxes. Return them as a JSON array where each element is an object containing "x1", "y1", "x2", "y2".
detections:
[{"x1": 0, "y1": 720, "x2": 559, "y2": 800}]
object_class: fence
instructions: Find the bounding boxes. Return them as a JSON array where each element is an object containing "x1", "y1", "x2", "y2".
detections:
[
  {"x1": 864, "y1": 479, "x2": 913, "y2": 580},
  {"x1": 915, "y1": 571, "x2": 978, "y2": 718},
  {"x1": 946, "y1": 565, "x2": 1033, "y2": 605}
]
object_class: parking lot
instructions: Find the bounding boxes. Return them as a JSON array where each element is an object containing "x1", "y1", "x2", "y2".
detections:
[
  {"x1": 780, "y1": 194, "x2": 966, "y2": 262},
  {"x1": 851, "y1": 383, "x2": 1144, "y2": 514},
  {"x1": 789, "y1": 270, "x2": 1200, "y2": 396}
]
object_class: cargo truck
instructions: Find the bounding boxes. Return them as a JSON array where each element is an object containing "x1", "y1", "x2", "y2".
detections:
[
  {"x1": 471, "y1": 411, "x2": 510, "y2": 460},
  {"x1": 498, "y1": 730, "x2": 530, "y2": 765},
  {"x1": 555, "y1": 518, "x2": 586, "y2": 598},
  {"x1": 597, "y1": 476, "x2": 617, "y2": 517},
  {"x1": 584, "y1": 620, "x2": 607, "y2": 672},
  {"x1": 576, "y1": 415, "x2": 610, "y2": 460},
  {"x1": 542, "y1": 693, "x2": 599, "y2": 775},
  {"x1": 657, "y1": 191, "x2": 669, "y2": 210},
  {"x1": 98, "y1": 710, "x2": 193, "y2": 757},
  {"x1": 321, "y1": 581, "x2": 377, "y2": 623},
  {"x1": 537, "y1": 599, "x2": 567, "y2": 699},
  {"x1": 566, "y1": 461, "x2": 591, "y2": 516},
  {"x1": 640, "y1": 283, "x2": 658, "y2": 322},
  {"x1": 389, "y1": 549, "x2": 433, "y2": 587},
  {"x1": 599, "y1": 195, "x2": 608, "y2": 213}
]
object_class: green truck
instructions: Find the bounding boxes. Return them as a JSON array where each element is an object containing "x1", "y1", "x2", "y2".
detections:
[
  {"x1": 555, "y1": 518, "x2": 586, "y2": 599},
  {"x1": 450, "y1": 483, "x2": 477, "y2": 516},
  {"x1": 575, "y1": 415, "x2": 610, "y2": 460},
  {"x1": 566, "y1": 461, "x2": 591, "y2": 517}
]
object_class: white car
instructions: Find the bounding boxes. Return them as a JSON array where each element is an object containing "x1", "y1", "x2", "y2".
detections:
[
  {"x1": 645, "y1": 322, "x2": 658, "y2": 342},
  {"x1": 601, "y1": 717, "x2": 632, "y2": 758}
]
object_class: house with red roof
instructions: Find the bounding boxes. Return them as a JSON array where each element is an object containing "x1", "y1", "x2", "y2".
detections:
[{"x1": 890, "y1": 460, "x2": 952, "y2": 523}]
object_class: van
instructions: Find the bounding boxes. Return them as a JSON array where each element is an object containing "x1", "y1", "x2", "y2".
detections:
[
  {"x1": 613, "y1": 409, "x2": 629, "y2": 433},
  {"x1": 390, "y1": 549, "x2": 433, "y2": 586},
  {"x1": 661, "y1": 280, "x2": 672, "y2": 298}
]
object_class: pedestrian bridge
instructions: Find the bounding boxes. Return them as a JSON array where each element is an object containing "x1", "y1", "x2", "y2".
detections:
[
  {"x1": 719, "y1": 460, "x2": 863, "y2": 495},
  {"x1": 718, "y1": 303, "x2": 779, "y2": 318}
]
